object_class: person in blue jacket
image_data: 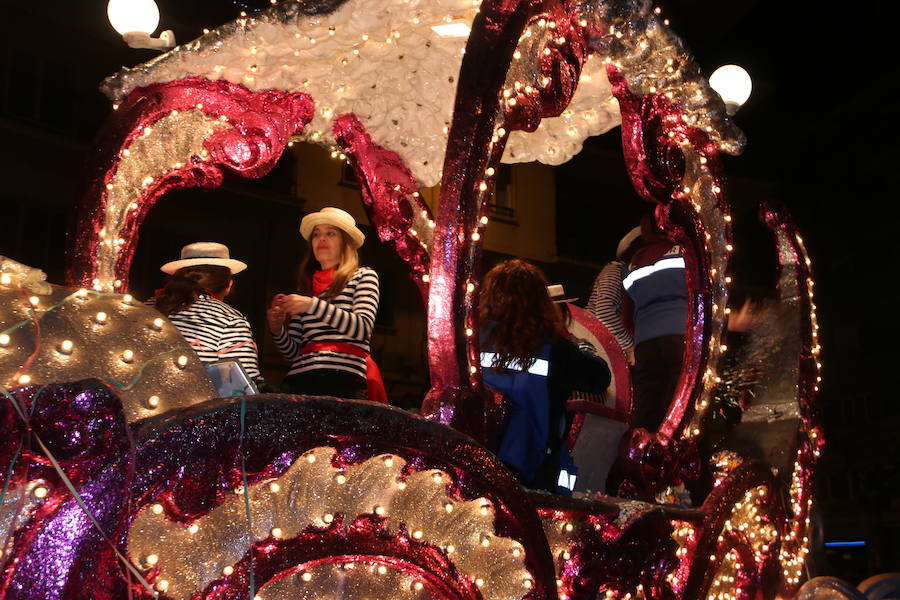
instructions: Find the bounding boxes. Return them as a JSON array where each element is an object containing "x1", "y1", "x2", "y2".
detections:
[
  {"x1": 479, "y1": 259, "x2": 611, "y2": 494},
  {"x1": 623, "y1": 215, "x2": 688, "y2": 433}
]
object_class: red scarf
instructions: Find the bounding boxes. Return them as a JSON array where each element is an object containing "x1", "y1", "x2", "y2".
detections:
[{"x1": 312, "y1": 268, "x2": 335, "y2": 297}]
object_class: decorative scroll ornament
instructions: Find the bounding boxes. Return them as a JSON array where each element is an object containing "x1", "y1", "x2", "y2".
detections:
[
  {"x1": 130, "y1": 447, "x2": 532, "y2": 599},
  {"x1": 2, "y1": 394, "x2": 558, "y2": 599},
  {"x1": 67, "y1": 78, "x2": 314, "y2": 291},
  {"x1": 607, "y1": 65, "x2": 732, "y2": 499},
  {"x1": 759, "y1": 203, "x2": 823, "y2": 597},
  {"x1": 332, "y1": 114, "x2": 434, "y2": 298},
  {"x1": 1, "y1": 270, "x2": 216, "y2": 419}
]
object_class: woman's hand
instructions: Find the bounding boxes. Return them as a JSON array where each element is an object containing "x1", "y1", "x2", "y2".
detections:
[
  {"x1": 267, "y1": 294, "x2": 288, "y2": 334},
  {"x1": 281, "y1": 294, "x2": 313, "y2": 316}
]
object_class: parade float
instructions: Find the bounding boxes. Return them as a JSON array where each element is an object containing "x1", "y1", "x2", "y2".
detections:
[{"x1": 0, "y1": 0, "x2": 823, "y2": 598}]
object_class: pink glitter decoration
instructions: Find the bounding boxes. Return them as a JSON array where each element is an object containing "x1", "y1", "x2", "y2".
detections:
[
  {"x1": 332, "y1": 114, "x2": 433, "y2": 301},
  {"x1": 608, "y1": 66, "x2": 731, "y2": 498},
  {"x1": 66, "y1": 78, "x2": 314, "y2": 290},
  {"x1": 422, "y1": 0, "x2": 589, "y2": 440}
]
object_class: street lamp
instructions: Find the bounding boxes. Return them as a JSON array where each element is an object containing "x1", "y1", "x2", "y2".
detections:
[
  {"x1": 107, "y1": 0, "x2": 175, "y2": 51},
  {"x1": 709, "y1": 64, "x2": 752, "y2": 115}
]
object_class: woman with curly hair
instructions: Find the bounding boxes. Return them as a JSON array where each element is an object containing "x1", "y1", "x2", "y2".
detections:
[{"x1": 480, "y1": 259, "x2": 611, "y2": 493}]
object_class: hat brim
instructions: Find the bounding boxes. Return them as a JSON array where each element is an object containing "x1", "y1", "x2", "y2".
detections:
[
  {"x1": 551, "y1": 296, "x2": 579, "y2": 304},
  {"x1": 300, "y1": 214, "x2": 365, "y2": 248},
  {"x1": 616, "y1": 227, "x2": 642, "y2": 258},
  {"x1": 161, "y1": 257, "x2": 247, "y2": 275}
]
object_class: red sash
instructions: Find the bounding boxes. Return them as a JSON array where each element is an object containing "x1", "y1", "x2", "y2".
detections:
[{"x1": 298, "y1": 342, "x2": 388, "y2": 404}]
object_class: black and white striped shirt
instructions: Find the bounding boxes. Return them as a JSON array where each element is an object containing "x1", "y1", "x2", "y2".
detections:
[
  {"x1": 146, "y1": 294, "x2": 261, "y2": 379},
  {"x1": 273, "y1": 267, "x2": 379, "y2": 380},
  {"x1": 586, "y1": 260, "x2": 634, "y2": 350}
]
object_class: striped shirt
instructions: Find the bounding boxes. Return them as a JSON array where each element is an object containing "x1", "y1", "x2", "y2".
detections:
[
  {"x1": 146, "y1": 294, "x2": 261, "y2": 379},
  {"x1": 586, "y1": 260, "x2": 634, "y2": 350},
  {"x1": 273, "y1": 267, "x2": 379, "y2": 380}
]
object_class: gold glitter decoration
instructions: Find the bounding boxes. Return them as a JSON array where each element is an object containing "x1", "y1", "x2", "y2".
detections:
[
  {"x1": 129, "y1": 447, "x2": 532, "y2": 600},
  {"x1": 540, "y1": 512, "x2": 580, "y2": 577},
  {"x1": 678, "y1": 147, "x2": 730, "y2": 440},
  {"x1": 704, "y1": 486, "x2": 778, "y2": 600},
  {"x1": 95, "y1": 109, "x2": 231, "y2": 291},
  {"x1": 258, "y1": 560, "x2": 433, "y2": 599},
  {"x1": 667, "y1": 520, "x2": 696, "y2": 591},
  {"x1": 0, "y1": 273, "x2": 216, "y2": 421}
]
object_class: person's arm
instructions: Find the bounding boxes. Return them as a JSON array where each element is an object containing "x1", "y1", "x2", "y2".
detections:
[
  {"x1": 271, "y1": 315, "x2": 305, "y2": 361},
  {"x1": 553, "y1": 337, "x2": 612, "y2": 394},
  {"x1": 587, "y1": 262, "x2": 634, "y2": 351},
  {"x1": 219, "y1": 316, "x2": 262, "y2": 379},
  {"x1": 306, "y1": 269, "x2": 379, "y2": 341}
]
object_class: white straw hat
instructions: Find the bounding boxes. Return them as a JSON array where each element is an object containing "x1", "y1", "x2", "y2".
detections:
[
  {"x1": 161, "y1": 242, "x2": 247, "y2": 275},
  {"x1": 547, "y1": 284, "x2": 578, "y2": 303},
  {"x1": 615, "y1": 226, "x2": 642, "y2": 259},
  {"x1": 299, "y1": 207, "x2": 365, "y2": 248}
]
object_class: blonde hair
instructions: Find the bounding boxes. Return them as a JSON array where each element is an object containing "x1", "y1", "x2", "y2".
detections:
[{"x1": 298, "y1": 230, "x2": 360, "y2": 297}]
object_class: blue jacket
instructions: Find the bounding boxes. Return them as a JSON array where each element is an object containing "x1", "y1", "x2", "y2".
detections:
[
  {"x1": 481, "y1": 329, "x2": 611, "y2": 493},
  {"x1": 624, "y1": 242, "x2": 688, "y2": 345}
]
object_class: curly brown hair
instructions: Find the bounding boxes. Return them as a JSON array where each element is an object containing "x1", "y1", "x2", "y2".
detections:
[{"x1": 479, "y1": 259, "x2": 567, "y2": 370}]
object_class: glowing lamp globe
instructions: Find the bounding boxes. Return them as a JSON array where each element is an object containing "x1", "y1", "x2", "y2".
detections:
[
  {"x1": 107, "y1": 0, "x2": 160, "y2": 36},
  {"x1": 709, "y1": 64, "x2": 752, "y2": 114}
]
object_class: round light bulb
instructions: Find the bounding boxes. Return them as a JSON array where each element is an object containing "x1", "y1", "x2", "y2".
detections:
[
  {"x1": 0, "y1": 333, "x2": 10, "y2": 346},
  {"x1": 107, "y1": 0, "x2": 160, "y2": 35},
  {"x1": 59, "y1": 340, "x2": 74, "y2": 354},
  {"x1": 709, "y1": 64, "x2": 752, "y2": 112}
]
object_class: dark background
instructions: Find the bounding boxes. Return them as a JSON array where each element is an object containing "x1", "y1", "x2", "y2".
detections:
[{"x1": 1, "y1": 0, "x2": 896, "y2": 581}]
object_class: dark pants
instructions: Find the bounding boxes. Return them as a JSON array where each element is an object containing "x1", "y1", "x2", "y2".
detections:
[
  {"x1": 631, "y1": 334, "x2": 685, "y2": 433},
  {"x1": 282, "y1": 369, "x2": 367, "y2": 400}
]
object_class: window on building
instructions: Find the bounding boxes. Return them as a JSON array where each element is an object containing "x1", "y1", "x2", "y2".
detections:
[{"x1": 489, "y1": 164, "x2": 515, "y2": 222}]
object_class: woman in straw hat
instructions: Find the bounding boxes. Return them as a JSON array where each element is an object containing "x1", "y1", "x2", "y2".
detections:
[
  {"x1": 267, "y1": 207, "x2": 384, "y2": 401},
  {"x1": 150, "y1": 242, "x2": 261, "y2": 382}
]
